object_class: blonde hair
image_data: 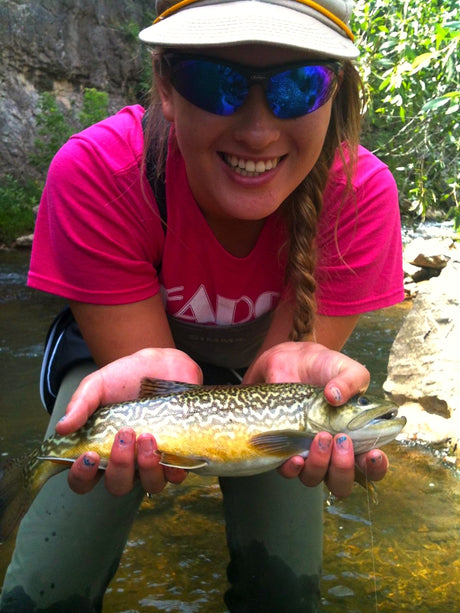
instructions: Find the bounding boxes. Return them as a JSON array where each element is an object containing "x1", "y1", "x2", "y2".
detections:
[{"x1": 143, "y1": 54, "x2": 363, "y2": 342}]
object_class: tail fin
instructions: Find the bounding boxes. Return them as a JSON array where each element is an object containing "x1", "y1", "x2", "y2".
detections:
[
  {"x1": 0, "y1": 453, "x2": 35, "y2": 543},
  {"x1": 0, "y1": 449, "x2": 64, "y2": 543}
]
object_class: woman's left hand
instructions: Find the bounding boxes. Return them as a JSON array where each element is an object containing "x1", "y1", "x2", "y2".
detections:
[{"x1": 244, "y1": 341, "x2": 389, "y2": 498}]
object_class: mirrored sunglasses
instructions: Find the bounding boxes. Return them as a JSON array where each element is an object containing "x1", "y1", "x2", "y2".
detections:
[{"x1": 162, "y1": 53, "x2": 341, "y2": 120}]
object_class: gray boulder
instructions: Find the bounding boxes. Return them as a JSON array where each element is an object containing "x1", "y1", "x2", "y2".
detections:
[{"x1": 384, "y1": 249, "x2": 460, "y2": 449}]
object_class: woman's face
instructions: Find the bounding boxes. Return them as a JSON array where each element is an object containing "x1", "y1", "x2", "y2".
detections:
[{"x1": 158, "y1": 44, "x2": 334, "y2": 224}]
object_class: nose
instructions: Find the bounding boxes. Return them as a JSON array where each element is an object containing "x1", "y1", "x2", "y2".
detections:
[{"x1": 232, "y1": 86, "x2": 281, "y2": 150}]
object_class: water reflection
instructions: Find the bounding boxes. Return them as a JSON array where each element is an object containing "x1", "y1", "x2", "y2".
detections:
[{"x1": 0, "y1": 250, "x2": 458, "y2": 612}]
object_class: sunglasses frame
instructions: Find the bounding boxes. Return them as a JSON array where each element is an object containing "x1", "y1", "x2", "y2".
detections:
[{"x1": 161, "y1": 53, "x2": 342, "y2": 119}]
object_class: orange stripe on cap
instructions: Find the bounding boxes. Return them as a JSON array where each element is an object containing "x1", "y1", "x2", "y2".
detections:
[{"x1": 153, "y1": 0, "x2": 355, "y2": 42}]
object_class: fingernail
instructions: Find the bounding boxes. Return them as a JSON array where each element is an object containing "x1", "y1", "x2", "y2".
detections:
[
  {"x1": 59, "y1": 416, "x2": 67, "y2": 422},
  {"x1": 291, "y1": 457, "x2": 304, "y2": 473},
  {"x1": 138, "y1": 437, "x2": 154, "y2": 455},
  {"x1": 330, "y1": 386, "x2": 342, "y2": 403},
  {"x1": 83, "y1": 454, "x2": 96, "y2": 467},
  {"x1": 370, "y1": 453, "x2": 382, "y2": 465},
  {"x1": 117, "y1": 430, "x2": 134, "y2": 446},
  {"x1": 318, "y1": 434, "x2": 332, "y2": 451},
  {"x1": 336, "y1": 435, "x2": 350, "y2": 451}
]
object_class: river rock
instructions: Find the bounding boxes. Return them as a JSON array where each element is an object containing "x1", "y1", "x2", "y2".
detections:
[
  {"x1": 14, "y1": 234, "x2": 35, "y2": 248},
  {"x1": 402, "y1": 235, "x2": 458, "y2": 297},
  {"x1": 404, "y1": 237, "x2": 453, "y2": 269},
  {"x1": 384, "y1": 255, "x2": 460, "y2": 446}
]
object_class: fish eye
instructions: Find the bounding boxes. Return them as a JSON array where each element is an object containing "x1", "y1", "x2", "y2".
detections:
[{"x1": 356, "y1": 396, "x2": 370, "y2": 406}]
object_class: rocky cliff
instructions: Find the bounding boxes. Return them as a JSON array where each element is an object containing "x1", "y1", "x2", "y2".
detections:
[{"x1": 0, "y1": 0, "x2": 154, "y2": 179}]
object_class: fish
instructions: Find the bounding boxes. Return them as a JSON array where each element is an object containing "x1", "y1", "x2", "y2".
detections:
[{"x1": 0, "y1": 378, "x2": 406, "y2": 542}]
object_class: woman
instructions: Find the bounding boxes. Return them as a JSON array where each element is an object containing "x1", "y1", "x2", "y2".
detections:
[{"x1": 0, "y1": 0, "x2": 404, "y2": 611}]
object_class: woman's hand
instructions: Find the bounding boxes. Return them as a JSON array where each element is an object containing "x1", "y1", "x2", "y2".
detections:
[
  {"x1": 244, "y1": 341, "x2": 389, "y2": 497},
  {"x1": 57, "y1": 348, "x2": 203, "y2": 496}
]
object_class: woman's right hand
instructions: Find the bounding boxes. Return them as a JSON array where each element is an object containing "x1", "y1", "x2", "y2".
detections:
[{"x1": 55, "y1": 348, "x2": 203, "y2": 496}]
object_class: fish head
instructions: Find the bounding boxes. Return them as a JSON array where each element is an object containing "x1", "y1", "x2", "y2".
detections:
[{"x1": 306, "y1": 393, "x2": 407, "y2": 455}]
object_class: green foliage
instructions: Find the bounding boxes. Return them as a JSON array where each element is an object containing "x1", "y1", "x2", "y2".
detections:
[
  {"x1": 30, "y1": 88, "x2": 109, "y2": 174},
  {"x1": 29, "y1": 92, "x2": 74, "y2": 174},
  {"x1": 352, "y1": 0, "x2": 459, "y2": 227},
  {"x1": 0, "y1": 175, "x2": 41, "y2": 245},
  {"x1": 79, "y1": 88, "x2": 109, "y2": 129}
]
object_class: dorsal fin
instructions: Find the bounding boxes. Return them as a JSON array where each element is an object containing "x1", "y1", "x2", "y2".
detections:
[{"x1": 139, "y1": 378, "x2": 198, "y2": 398}]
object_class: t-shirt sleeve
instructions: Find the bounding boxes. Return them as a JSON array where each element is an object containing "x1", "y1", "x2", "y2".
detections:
[
  {"x1": 28, "y1": 125, "x2": 165, "y2": 304},
  {"x1": 315, "y1": 149, "x2": 404, "y2": 316}
]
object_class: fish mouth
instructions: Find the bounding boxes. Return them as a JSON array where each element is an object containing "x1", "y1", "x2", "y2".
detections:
[
  {"x1": 346, "y1": 404, "x2": 407, "y2": 455},
  {"x1": 347, "y1": 405, "x2": 403, "y2": 431}
]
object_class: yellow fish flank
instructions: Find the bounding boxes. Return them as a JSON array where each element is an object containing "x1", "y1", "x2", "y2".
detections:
[{"x1": 0, "y1": 379, "x2": 406, "y2": 542}]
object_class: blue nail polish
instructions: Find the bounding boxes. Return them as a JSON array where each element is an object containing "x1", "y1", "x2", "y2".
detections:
[
  {"x1": 318, "y1": 434, "x2": 331, "y2": 450},
  {"x1": 83, "y1": 454, "x2": 95, "y2": 467},
  {"x1": 330, "y1": 386, "x2": 342, "y2": 403},
  {"x1": 117, "y1": 431, "x2": 133, "y2": 446},
  {"x1": 336, "y1": 435, "x2": 349, "y2": 450}
]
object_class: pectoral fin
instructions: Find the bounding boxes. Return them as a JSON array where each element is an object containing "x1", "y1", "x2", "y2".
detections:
[
  {"x1": 249, "y1": 430, "x2": 314, "y2": 458},
  {"x1": 158, "y1": 452, "x2": 208, "y2": 470},
  {"x1": 38, "y1": 457, "x2": 75, "y2": 465}
]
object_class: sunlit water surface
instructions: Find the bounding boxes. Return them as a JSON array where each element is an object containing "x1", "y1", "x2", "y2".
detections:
[{"x1": 0, "y1": 249, "x2": 458, "y2": 612}]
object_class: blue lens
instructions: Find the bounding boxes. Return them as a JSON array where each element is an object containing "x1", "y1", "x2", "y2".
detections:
[
  {"x1": 267, "y1": 65, "x2": 337, "y2": 119},
  {"x1": 171, "y1": 58, "x2": 247, "y2": 116},
  {"x1": 167, "y1": 55, "x2": 339, "y2": 119}
]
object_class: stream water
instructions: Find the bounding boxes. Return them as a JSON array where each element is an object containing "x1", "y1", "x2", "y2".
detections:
[{"x1": 0, "y1": 249, "x2": 458, "y2": 612}]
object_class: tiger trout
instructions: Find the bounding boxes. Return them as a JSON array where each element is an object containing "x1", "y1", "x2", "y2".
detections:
[{"x1": 0, "y1": 378, "x2": 406, "y2": 542}]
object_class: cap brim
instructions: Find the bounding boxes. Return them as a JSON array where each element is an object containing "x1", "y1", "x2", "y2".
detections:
[{"x1": 139, "y1": 1, "x2": 359, "y2": 59}]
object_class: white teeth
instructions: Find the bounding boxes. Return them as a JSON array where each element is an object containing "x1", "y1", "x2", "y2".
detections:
[{"x1": 225, "y1": 155, "x2": 280, "y2": 176}]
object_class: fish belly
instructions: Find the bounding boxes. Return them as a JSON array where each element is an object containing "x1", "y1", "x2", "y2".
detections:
[{"x1": 191, "y1": 455, "x2": 287, "y2": 477}]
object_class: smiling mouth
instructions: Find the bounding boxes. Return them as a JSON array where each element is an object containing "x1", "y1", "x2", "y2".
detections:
[{"x1": 221, "y1": 153, "x2": 282, "y2": 177}]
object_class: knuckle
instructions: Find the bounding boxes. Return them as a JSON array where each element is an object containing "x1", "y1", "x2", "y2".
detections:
[
  {"x1": 142, "y1": 473, "x2": 166, "y2": 494},
  {"x1": 300, "y1": 460, "x2": 328, "y2": 486},
  {"x1": 105, "y1": 472, "x2": 133, "y2": 496},
  {"x1": 68, "y1": 472, "x2": 95, "y2": 494},
  {"x1": 136, "y1": 347, "x2": 159, "y2": 361},
  {"x1": 306, "y1": 454, "x2": 330, "y2": 472},
  {"x1": 300, "y1": 472, "x2": 323, "y2": 487}
]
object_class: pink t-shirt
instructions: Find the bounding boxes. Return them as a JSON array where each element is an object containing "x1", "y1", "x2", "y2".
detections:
[{"x1": 28, "y1": 105, "x2": 404, "y2": 327}]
